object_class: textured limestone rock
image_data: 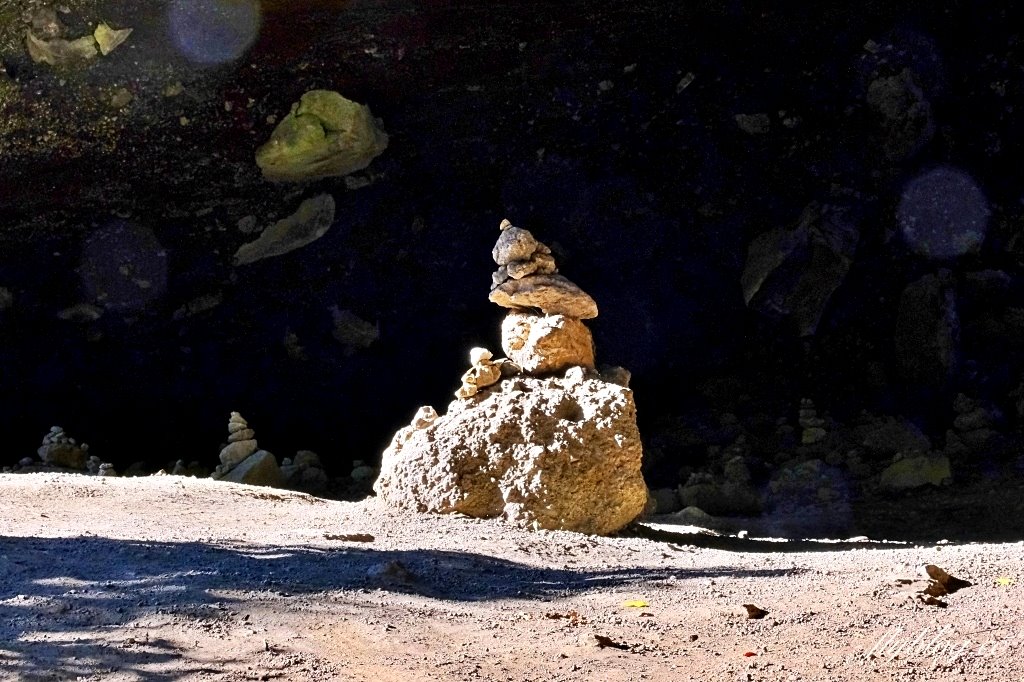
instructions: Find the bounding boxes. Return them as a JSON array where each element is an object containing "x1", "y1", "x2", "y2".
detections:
[
  {"x1": 490, "y1": 274, "x2": 598, "y2": 319},
  {"x1": 455, "y1": 347, "x2": 518, "y2": 399},
  {"x1": 255, "y1": 90, "x2": 388, "y2": 182},
  {"x1": 220, "y1": 450, "x2": 284, "y2": 488},
  {"x1": 218, "y1": 412, "x2": 258, "y2": 468},
  {"x1": 501, "y1": 312, "x2": 595, "y2": 374},
  {"x1": 375, "y1": 373, "x2": 649, "y2": 535}
]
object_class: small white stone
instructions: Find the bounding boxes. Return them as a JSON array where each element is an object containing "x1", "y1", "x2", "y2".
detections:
[{"x1": 469, "y1": 347, "x2": 493, "y2": 365}]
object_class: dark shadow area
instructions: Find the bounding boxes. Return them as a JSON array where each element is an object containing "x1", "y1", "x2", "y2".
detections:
[{"x1": 0, "y1": 533, "x2": 800, "y2": 678}]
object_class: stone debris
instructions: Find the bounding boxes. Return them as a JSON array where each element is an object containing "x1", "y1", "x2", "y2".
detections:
[
  {"x1": 87, "y1": 456, "x2": 118, "y2": 477},
  {"x1": 741, "y1": 202, "x2": 859, "y2": 336},
  {"x1": 734, "y1": 112, "x2": 771, "y2": 135},
  {"x1": 25, "y1": 18, "x2": 132, "y2": 67},
  {"x1": 866, "y1": 67, "x2": 934, "y2": 162},
  {"x1": 212, "y1": 412, "x2": 283, "y2": 487},
  {"x1": 376, "y1": 218, "x2": 648, "y2": 534},
  {"x1": 501, "y1": 312, "x2": 594, "y2": 374},
  {"x1": 280, "y1": 450, "x2": 329, "y2": 493},
  {"x1": 455, "y1": 347, "x2": 505, "y2": 399},
  {"x1": 678, "y1": 470, "x2": 762, "y2": 517},
  {"x1": 234, "y1": 194, "x2": 335, "y2": 265},
  {"x1": 93, "y1": 22, "x2": 133, "y2": 56},
  {"x1": 949, "y1": 393, "x2": 1000, "y2": 451},
  {"x1": 330, "y1": 308, "x2": 379, "y2": 355},
  {"x1": 37, "y1": 426, "x2": 88, "y2": 470},
  {"x1": 255, "y1": 89, "x2": 388, "y2": 183},
  {"x1": 650, "y1": 487, "x2": 682, "y2": 514}
]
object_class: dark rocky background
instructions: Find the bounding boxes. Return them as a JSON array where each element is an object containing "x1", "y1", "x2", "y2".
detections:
[{"x1": 0, "y1": 0, "x2": 1021, "y2": 530}]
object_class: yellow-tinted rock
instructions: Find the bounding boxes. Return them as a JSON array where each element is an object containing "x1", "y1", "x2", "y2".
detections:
[{"x1": 255, "y1": 90, "x2": 388, "y2": 182}]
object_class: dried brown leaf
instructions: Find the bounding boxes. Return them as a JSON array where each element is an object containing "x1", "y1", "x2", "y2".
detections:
[
  {"x1": 324, "y1": 533, "x2": 375, "y2": 542},
  {"x1": 743, "y1": 603, "x2": 769, "y2": 619},
  {"x1": 594, "y1": 634, "x2": 629, "y2": 650},
  {"x1": 924, "y1": 564, "x2": 972, "y2": 594}
]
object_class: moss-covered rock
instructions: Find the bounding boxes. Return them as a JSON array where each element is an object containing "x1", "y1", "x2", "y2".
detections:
[{"x1": 255, "y1": 89, "x2": 388, "y2": 182}]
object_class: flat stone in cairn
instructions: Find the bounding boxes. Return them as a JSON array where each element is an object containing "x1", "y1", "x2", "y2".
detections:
[{"x1": 489, "y1": 273, "x2": 598, "y2": 319}]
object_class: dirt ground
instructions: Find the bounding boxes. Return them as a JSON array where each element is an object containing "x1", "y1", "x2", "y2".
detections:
[{"x1": 1, "y1": 474, "x2": 1021, "y2": 681}]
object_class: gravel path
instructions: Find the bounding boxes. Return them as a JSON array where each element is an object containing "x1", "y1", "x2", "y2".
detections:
[{"x1": 1, "y1": 473, "x2": 1021, "y2": 680}]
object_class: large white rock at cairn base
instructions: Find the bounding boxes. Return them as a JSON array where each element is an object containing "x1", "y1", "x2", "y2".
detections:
[{"x1": 374, "y1": 370, "x2": 649, "y2": 535}]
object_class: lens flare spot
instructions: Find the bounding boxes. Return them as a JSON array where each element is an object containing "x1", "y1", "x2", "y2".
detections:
[
  {"x1": 167, "y1": 0, "x2": 261, "y2": 65},
  {"x1": 897, "y1": 166, "x2": 990, "y2": 259}
]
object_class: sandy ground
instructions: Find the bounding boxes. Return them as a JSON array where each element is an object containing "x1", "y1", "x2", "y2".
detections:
[{"x1": 0, "y1": 473, "x2": 1021, "y2": 681}]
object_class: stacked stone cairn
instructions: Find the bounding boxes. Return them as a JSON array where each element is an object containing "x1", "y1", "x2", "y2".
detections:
[
  {"x1": 798, "y1": 398, "x2": 827, "y2": 445},
  {"x1": 948, "y1": 393, "x2": 999, "y2": 452},
  {"x1": 211, "y1": 412, "x2": 284, "y2": 487},
  {"x1": 374, "y1": 219, "x2": 649, "y2": 535},
  {"x1": 489, "y1": 218, "x2": 597, "y2": 374},
  {"x1": 3, "y1": 426, "x2": 117, "y2": 475},
  {"x1": 37, "y1": 426, "x2": 88, "y2": 469}
]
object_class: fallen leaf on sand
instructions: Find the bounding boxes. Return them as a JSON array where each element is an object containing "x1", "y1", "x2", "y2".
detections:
[
  {"x1": 324, "y1": 532, "x2": 375, "y2": 542},
  {"x1": 994, "y1": 576, "x2": 1014, "y2": 587},
  {"x1": 594, "y1": 634, "x2": 630, "y2": 650},
  {"x1": 921, "y1": 564, "x2": 972, "y2": 596},
  {"x1": 743, "y1": 604, "x2": 769, "y2": 619},
  {"x1": 545, "y1": 611, "x2": 587, "y2": 624},
  {"x1": 623, "y1": 599, "x2": 649, "y2": 608}
]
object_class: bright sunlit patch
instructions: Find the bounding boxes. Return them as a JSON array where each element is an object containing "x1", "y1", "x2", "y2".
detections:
[{"x1": 167, "y1": 0, "x2": 262, "y2": 65}]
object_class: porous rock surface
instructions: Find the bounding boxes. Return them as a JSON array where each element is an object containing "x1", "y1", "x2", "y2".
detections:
[
  {"x1": 501, "y1": 312, "x2": 594, "y2": 374},
  {"x1": 374, "y1": 371, "x2": 649, "y2": 535}
]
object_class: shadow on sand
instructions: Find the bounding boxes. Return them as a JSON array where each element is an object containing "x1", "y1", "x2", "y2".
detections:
[{"x1": 0, "y1": 533, "x2": 799, "y2": 679}]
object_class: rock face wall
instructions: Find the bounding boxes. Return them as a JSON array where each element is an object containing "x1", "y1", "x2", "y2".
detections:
[
  {"x1": 375, "y1": 370, "x2": 648, "y2": 535},
  {"x1": 375, "y1": 220, "x2": 649, "y2": 535}
]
